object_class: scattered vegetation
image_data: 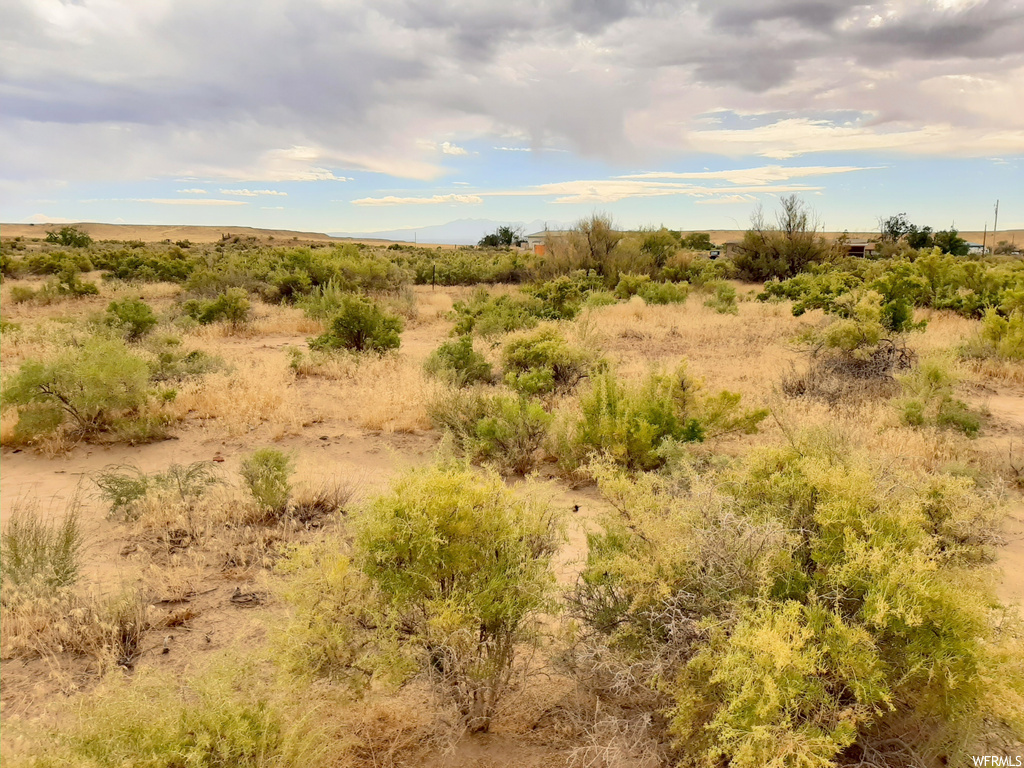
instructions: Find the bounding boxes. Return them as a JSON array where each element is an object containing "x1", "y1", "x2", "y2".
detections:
[
  {"x1": 240, "y1": 448, "x2": 294, "y2": 520},
  {"x1": 556, "y1": 365, "x2": 768, "y2": 472},
  {"x1": 355, "y1": 464, "x2": 561, "y2": 732},
  {"x1": 181, "y1": 287, "x2": 252, "y2": 326},
  {"x1": 424, "y1": 335, "x2": 493, "y2": 386},
  {"x1": 501, "y1": 324, "x2": 599, "y2": 396},
  {"x1": 309, "y1": 295, "x2": 402, "y2": 353},
  {"x1": 105, "y1": 297, "x2": 159, "y2": 340},
  {"x1": 570, "y1": 437, "x2": 1016, "y2": 766},
  {"x1": 1, "y1": 336, "x2": 168, "y2": 445},
  {"x1": 2, "y1": 221, "x2": 1022, "y2": 766}
]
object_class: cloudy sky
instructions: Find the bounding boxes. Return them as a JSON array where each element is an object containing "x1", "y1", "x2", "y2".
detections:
[{"x1": 2, "y1": 0, "x2": 1022, "y2": 234}]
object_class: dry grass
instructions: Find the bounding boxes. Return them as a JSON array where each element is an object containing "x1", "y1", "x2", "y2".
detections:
[
  {"x1": 168, "y1": 357, "x2": 305, "y2": 437},
  {"x1": 582, "y1": 298, "x2": 808, "y2": 401},
  {"x1": 293, "y1": 352, "x2": 442, "y2": 433}
]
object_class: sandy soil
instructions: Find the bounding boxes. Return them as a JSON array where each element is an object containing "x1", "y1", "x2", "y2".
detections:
[{"x1": 1, "y1": 277, "x2": 1022, "y2": 765}]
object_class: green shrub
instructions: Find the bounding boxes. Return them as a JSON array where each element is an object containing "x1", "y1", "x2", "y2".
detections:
[
  {"x1": 395, "y1": 246, "x2": 530, "y2": 285},
  {"x1": 640, "y1": 227, "x2": 680, "y2": 267},
  {"x1": 7, "y1": 665, "x2": 328, "y2": 768},
  {"x1": 637, "y1": 280, "x2": 689, "y2": 305},
  {"x1": 732, "y1": 196, "x2": 836, "y2": 281},
  {"x1": 9, "y1": 285, "x2": 35, "y2": 303},
  {"x1": 962, "y1": 308, "x2": 1024, "y2": 362},
  {"x1": 274, "y1": 541, "x2": 375, "y2": 685},
  {"x1": 1, "y1": 503, "x2": 81, "y2": 589},
  {"x1": 424, "y1": 335, "x2": 493, "y2": 386},
  {"x1": 663, "y1": 254, "x2": 737, "y2": 286},
  {"x1": 147, "y1": 336, "x2": 224, "y2": 382},
  {"x1": 2, "y1": 337, "x2": 154, "y2": 442},
  {"x1": 24, "y1": 251, "x2": 93, "y2": 275},
  {"x1": 355, "y1": 464, "x2": 560, "y2": 731},
  {"x1": 44, "y1": 226, "x2": 92, "y2": 247},
  {"x1": 897, "y1": 358, "x2": 982, "y2": 437},
  {"x1": 557, "y1": 366, "x2": 767, "y2": 471},
  {"x1": 572, "y1": 440, "x2": 1016, "y2": 766},
  {"x1": 95, "y1": 461, "x2": 220, "y2": 520},
  {"x1": 240, "y1": 448, "x2": 293, "y2": 519},
  {"x1": 613, "y1": 273, "x2": 652, "y2": 300},
  {"x1": 105, "y1": 298, "x2": 158, "y2": 340},
  {"x1": 758, "y1": 250, "x2": 1024, "y2": 321},
  {"x1": 451, "y1": 289, "x2": 542, "y2": 337},
  {"x1": 681, "y1": 232, "x2": 715, "y2": 250},
  {"x1": 501, "y1": 324, "x2": 598, "y2": 396},
  {"x1": 181, "y1": 287, "x2": 251, "y2": 326},
  {"x1": 702, "y1": 280, "x2": 738, "y2": 314},
  {"x1": 429, "y1": 389, "x2": 552, "y2": 475},
  {"x1": 309, "y1": 295, "x2": 402, "y2": 353},
  {"x1": 295, "y1": 279, "x2": 345, "y2": 319},
  {"x1": 44, "y1": 269, "x2": 100, "y2": 298},
  {"x1": 96, "y1": 245, "x2": 198, "y2": 283},
  {"x1": 524, "y1": 271, "x2": 604, "y2": 319}
]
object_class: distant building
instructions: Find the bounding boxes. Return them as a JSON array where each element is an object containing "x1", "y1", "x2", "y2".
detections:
[
  {"x1": 965, "y1": 242, "x2": 989, "y2": 255},
  {"x1": 524, "y1": 230, "x2": 571, "y2": 256},
  {"x1": 845, "y1": 240, "x2": 878, "y2": 258}
]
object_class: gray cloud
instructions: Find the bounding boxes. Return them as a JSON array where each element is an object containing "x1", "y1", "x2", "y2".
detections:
[{"x1": 0, "y1": 0, "x2": 1021, "y2": 198}]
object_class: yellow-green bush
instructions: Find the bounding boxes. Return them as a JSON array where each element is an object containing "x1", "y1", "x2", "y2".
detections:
[
  {"x1": 5, "y1": 664, "x2": 333, "y2": 768},
  {"x1": 355, "y1": 464, "x2": 561, "y2": 731},
  {"x1": 572, "y1": 438, "x2": 1020, "y2": 766},
  {"x1": 501, "y1": 323, "x2": 599, "y2": 396},
  {"x1": 1, "y1": 336, "x2": 159, "y2": 443},
  {"x1": 556, "y1": 365, "x2": 767, "y2": 471}
]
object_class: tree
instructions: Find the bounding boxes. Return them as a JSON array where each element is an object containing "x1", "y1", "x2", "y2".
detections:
[
  {"x1": 478, "y1": 225, "x2": 525, "y2": 248},
  {"x1": 878, "y1": 213, "x2": 912, "y2": 243},
  {"x1": 681, "y1": 232, "x2": 715, "y2": 251},
  {"x1": 44, "y1": 226, "x2": 92, "y2": 248},
  {"x1": 640, "y1": 227, "x2": 680, "y2": 267},
  {"x1": 733, "y1": 195, "x2": 834, "y2": 281},
  {"x1": 933, "y1": 228, "x2": 969, "y2": 256},
  {"x1": 906, "y1": 224, "x2": 934, "y2": 250}
]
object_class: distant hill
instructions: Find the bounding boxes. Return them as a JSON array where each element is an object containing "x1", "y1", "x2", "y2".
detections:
[
  {"x1": 3, "y1": 221, "x2": 1020, "y2": 251},
  {"x1": 0, "y1": 222, "x2": 343, "y2": 244}
]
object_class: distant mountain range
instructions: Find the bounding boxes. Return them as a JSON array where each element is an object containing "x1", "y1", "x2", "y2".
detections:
[{"x1": 330, "y1": 218, "x2": 574, "y2": 246}]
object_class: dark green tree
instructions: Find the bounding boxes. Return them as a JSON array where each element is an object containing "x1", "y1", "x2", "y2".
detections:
[
  {"x1": 478, "y1": 225, "x2": 525, "y2": 248},
  {"x1": 933, "y1": 228, "x2": 969, "y2": 256},
  {"x1": 44, "y1": 226, "x2": 92, "y2": 247}
]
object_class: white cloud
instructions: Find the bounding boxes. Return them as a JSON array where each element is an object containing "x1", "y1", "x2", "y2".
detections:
[
  {"x1": 494, "y1": 146, "x2": 532, "y2": 152},
  {"x1": 618, "y1": 164, "x2": 882, "y2": 185},
  {"x1": 126, "y1": 198, "x2": 247, "y2": 206},
  {"x1": 690, "y1": 119, "x2": 1024, "y2": 159},
  {"x1": 177, "y1": 188, "x2": 208, "y2": 194},
  {"x1": 219, "y1": 188, "x2": 288, "y2": 197},
  {"x1": 479, "y1": 178, "x2": 823, "y2": 204},
  {"x1": 440, "y1": 141, "x2": 468, "y2": 156},
  {"x1": 260, "y1": 205, "x2": 285, "y2": 210},
  {"x1": 351, "y1": 193, "x2": 484, "y2": 206},
  {"x1": 694, "y1": 194, "x2": 759, "y2": 205}
]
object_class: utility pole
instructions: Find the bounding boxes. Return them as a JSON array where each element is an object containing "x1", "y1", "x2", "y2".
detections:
[{"x1": 994, "y1": 200, "x2": 999, "y2": 238}]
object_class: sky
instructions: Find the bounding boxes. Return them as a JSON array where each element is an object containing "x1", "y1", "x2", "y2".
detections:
[{"x1": 1, "y1": 0, "x2": 1022, "y2": 236}]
